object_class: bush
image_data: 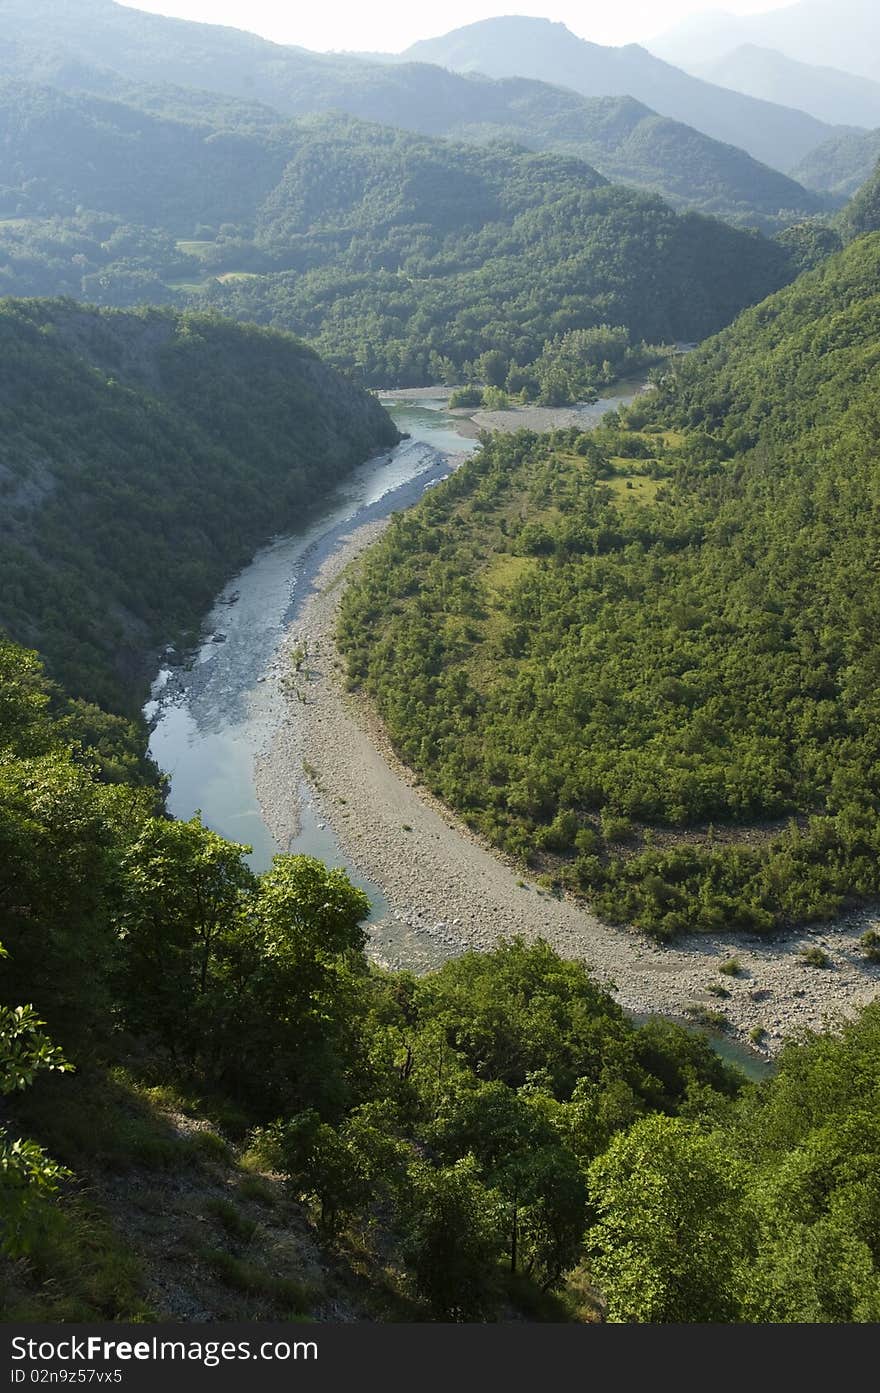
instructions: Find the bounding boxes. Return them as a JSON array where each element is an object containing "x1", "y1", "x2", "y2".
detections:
[
  {"x1": 686, "y1": 1005, "x2": 728, "y2": 1031},
  {"x1": 600, "y1": 812, "x2": 636, "y2": 844},
  {"x1": 449, "y1": 386, "x2": 483, "y2": 408},
  {"x1": 859, "y1": 930, "x2": 880, "y2": 963},
  {"x1": 800, "y1": 946, "x2": 832, "y2": 968}
]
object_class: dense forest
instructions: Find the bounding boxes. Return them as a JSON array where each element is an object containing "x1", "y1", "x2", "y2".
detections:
[
  {"x1": 840, "y1": 159, "x2": 880, "y2": 239},
  {"x1": 197, "y1": 118, "x2": 798, "y2": 385},
  {"x1": 0, "y1": 0, "x2": 835, "y2": 224},
  {"x1": 3, "y1": 635, "x2": 879, "y2": 1322},
  {"x1": 0, "y1": 83, "x2": 802, "y2": 386},
  {"x1": 339, "y1": 229, "x2": 880, "y2": 940},
  {"x1": 792, "y1": 127, "x2": 880, "y2": 202},
  {"x1": 0, "y1": 298, "x2": 398, "y2": 710}
]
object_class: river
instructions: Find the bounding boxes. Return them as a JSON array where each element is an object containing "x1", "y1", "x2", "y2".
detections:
[
  {"x1": 145, "y1": 390, "x2": 634, "y2": 883},
  {"x1": 146, "y1": 387, "x2": 772, "y2": 1080},
  {"x1": 146, "y1": 394, "x2": 481, "y2": 910}
]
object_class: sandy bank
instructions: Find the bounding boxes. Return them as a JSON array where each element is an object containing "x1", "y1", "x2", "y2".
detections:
[
  {"x1": 377, "y1": 386, "x2": 640, "y2": 438},
  {"x1": 254, "y1": 516, "x2": 880, "y2": 1059}
]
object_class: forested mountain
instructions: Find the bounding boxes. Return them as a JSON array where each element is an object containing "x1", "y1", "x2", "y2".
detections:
[
  {"x1": 444, "y1": 91, "x2": 823, "y2": 226},
  {"x1": 339, "y1": 228, "x2": 880, "y2": 940},
  {"x1": 0, "y1": 89, "x2": 796, "y2": 386},
  {"x1": 5, "y1": 635, "x2": 880, "y2": 1326},
  {"x1": 0, "y1": 1, "x2": 823, "y2": 229},
  {"x1": 4, "y1": 632, "x2": 880, "y2": 1323},
  {"x1": 838, "y1": 161, "x2": 880, "y2": 239},
  {"x1": 195, "y1": 116, "x2": 795, "y2": 384},
  {"x1": 0, "y1": 298, "x2": 398, "y2": 709},
  {"x1": 692, "y1": 45, "x2": 880, "y2": 130},
  {"x1": 403, "y1": 16, "x2": 839, "y2": 173},
  {"x1": 0, "y1": 79, "x2": 291, "y2": 230},
  {"x1": 651, "y1": 0, "x2": 880, "y2": 85},
  {"x1": 792, "y1": 128, "x2": 880, "y2": 201}
]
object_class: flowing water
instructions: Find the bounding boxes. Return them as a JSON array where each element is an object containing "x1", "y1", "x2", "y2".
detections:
[
  {"x1": 146, "y1": 395, "x2": 479, "y2": 912},
  {"x1": 146, "y1": 387, "x2": 772, "y2": 1075}
]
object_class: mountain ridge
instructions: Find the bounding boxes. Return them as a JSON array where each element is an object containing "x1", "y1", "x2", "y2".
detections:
[
  {"x1": 0, "y1": 0, "x2": 826, "y2": 227},
  {"x1": 692, "y1": 44, "x2": 880, "y2": 130},
  {"x1": 650, "y1": 0, "x2": 880, "y2": 83},
  {"x1": 401, "y1": 15, "x2": 842, "y2": 172}
]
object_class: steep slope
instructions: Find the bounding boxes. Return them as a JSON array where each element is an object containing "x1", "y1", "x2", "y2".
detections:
[
  {"x1": 0, "y1": 79, "x2": 292, "y2": 229},
  {"x1": 0, "y1": 93, "x2": 795, "y2": 386},
  {"x1": 0, "y1": 1, "x2": 822, "y2": 229},
  {"x1": 793, "y1": 128, "x2": 880, "y2": 201},
  {"x1": 338, "y1": 232, "x2": 880, "y2": 939},
  {"x1": 198, "y1": 117, "x2": 794, "y2": 382},
  {"x1": 839, "y1": 161, "x2": 880, "y2": 239},
  {"x1": 693, "y1": 45, "x2": 880, "y2": 131},
  {"x1": 651, "y1": 0, "x2": 880, "y2": 85},
  {"x1": 402, "y1": 16, "x2": 838, "y2": 172},
  {"x1": 440, "y1": 88, "x2": 823, "y2": 228},
  {"x1": 0, "y1": 299, "x2": 398, "y2": 709}
]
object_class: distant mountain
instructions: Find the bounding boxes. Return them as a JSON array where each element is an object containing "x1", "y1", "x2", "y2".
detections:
[
  {"x1": 693, "y1": 46, "x2": 880, "y2": 131},
  {"x1": 465, "y1": 91, "x2": 823, "y2": 227},
  {"x1": 650, "y1": 0, "x2": 880, "y2": 85},
  {"x1": 793, "y1": 129, "x2": 880, "y2": 201},
  {"x1": 0, "y1": 0, "x2": 821, "y2": 230},
  {"x1": 401, "y1": 15, "x2": 839, "y2": 173}
]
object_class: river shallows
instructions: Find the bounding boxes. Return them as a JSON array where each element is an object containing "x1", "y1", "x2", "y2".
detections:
[{"x1": 146, "y1": 397, "x2": 479, "y2": 910}]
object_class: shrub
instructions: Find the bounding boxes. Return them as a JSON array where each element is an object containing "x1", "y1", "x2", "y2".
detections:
[
  {"x1": 800, "y1": 946, "x2": 831, "y2": 968},
  {"x1": 859, "y1": 930, "x2": 880, "y2": 963},
  {"x1": 600, "y1": 812, "x2": 636, "y2": 844},
  {"x1": 686, "y1": 1005, "x2": 728, "y2": 1031},
  {"x1": 449, "y1": 386, "x2": 483, "y2": 408}
]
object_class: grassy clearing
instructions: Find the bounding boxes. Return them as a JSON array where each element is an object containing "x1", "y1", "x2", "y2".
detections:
[
  {"x1": 604, "y1": 474, "x2": 663, "y2": 503},
  {"x1": 482, "y1": 553, "x2": 537, "y2": 594},
  {"x1": 175, "y1": 239, "x2": 215, "y2": 256}
]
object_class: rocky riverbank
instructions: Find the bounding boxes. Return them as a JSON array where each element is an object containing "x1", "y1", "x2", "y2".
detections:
[
  {"x1": 253, "y1": 514, "x2": 880, "y2": 1059},
  {"x1": 376, "y1": 383, "x2": 648, "y2": 437}
]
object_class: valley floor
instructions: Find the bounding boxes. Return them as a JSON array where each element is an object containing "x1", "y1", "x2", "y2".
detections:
[{"x1": 253, "y1": 516, "x2": 880, "y2": 1059}]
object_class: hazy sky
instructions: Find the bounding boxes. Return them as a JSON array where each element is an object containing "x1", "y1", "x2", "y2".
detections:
[{"x1": 116, "y1": 1, "x2": 795, "y2": 55}]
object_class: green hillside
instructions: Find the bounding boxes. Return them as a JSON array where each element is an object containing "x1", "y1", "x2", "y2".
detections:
[
  {"x1": 4, "y1": 631, "x2": 880, "y2": 1323},
  {"x1": 199, "y1": 116, "x2": 794, "y2": 383},
  {"x1": 443, "y1": 89, "x2": 824, "y2": 229},
  {"x1": 0, "y1": 88, "x2": 796, "y2": 385},
  {"x1": 792, "y1": 127, "x2": 880, "y2": 201},
  {"x1": 338, "y1": 231, "x2": 880, "y2": 939},
  {"x1": 0, "y1": 298, "x2": 398, "y2": 709},
  {"x1": 840, "y1": 160, "x2": 880, "y2": 238},
  {"x1": 0, "y1": 0, "x2": 823, "y2": 228}
]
